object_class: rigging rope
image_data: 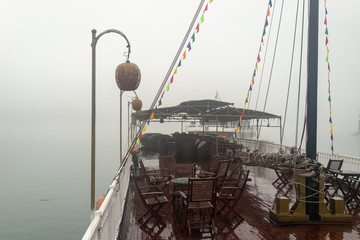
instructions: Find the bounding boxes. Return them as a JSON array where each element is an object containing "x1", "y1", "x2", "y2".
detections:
[
  {"x1": 280, "y1": 0, "x2": 302, "y2": 148},
  {"x1": 248, "y1": 0, "x2": 277, "y2": 109},
  {"x1": 253, "y1": 1, "x2": 277, "y2": 111},
  {"x1": 257, "y1": 0, "x2": 285, "y2": 142},
  {"x1": 295, "y1": 0, "x2": 306, "y2": 151}
]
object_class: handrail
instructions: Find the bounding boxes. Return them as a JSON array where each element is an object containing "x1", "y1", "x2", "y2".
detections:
[{"x1": 82, "y1": 155, "x2": 132, "y2": 240}]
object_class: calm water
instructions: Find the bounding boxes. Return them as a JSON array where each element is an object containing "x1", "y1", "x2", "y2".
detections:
[{"x1": 0, "y1": 126, "x2": 120, "y2": 240}]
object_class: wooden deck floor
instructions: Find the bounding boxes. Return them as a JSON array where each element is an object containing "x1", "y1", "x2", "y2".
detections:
[{"x1": 118, "y1": 164, "x2": 360, "y2": 240}]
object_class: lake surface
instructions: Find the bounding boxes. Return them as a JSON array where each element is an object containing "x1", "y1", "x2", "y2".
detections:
[{"x1": 0, "y1": 127, "x2": 120, "y2": 240}]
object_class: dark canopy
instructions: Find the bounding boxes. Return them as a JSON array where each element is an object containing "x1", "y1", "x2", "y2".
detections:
[{"x1": 132, "y1": 99, "x2": 280, "y2": 123}]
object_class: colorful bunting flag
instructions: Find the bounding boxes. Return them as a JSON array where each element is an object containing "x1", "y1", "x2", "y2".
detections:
[
  {"x1": 263, "y1": 28, "x2": 266, "y2": 36},
  {"x1": 200, "y1": 14, "x2": 204, "y2": 23},
  {"x1": 324, "y1": 17, "x2": 327, "y2": 25},
  {"x1": 325, "y1": 36, "x2": 329, "y2": 45},
  {"x1": 178, "y1": 60, "x2": 181, "y2": 67},
  {"x1": 191, "y1": 32, "x2": 195, "y2": 42},
  {"x1": 196, "y1": 23, "x2": 200, "y2": 33},
  {"x1": 328, "y1": 95, "x2": 331, "y2": 102},
  {"x1": 245, "y1": 98, "x2": 248, "y2": 104},
  {"x1": 143, "y1": 125, "x2": 147, "y2": 132},
  {"x1": 257, "y1": 54, "x2": 261, "y2": 63},
  {"x1": 236, "y1": 127, "x2": 239, "y2": 134},
  {"x1": 150, "y1": 112, "x2": 154, "y2": 119},
  {"x1": 249, "y1": 84, "x2": 252, "y2": 91},
  {"x1": 265, "y1": 19, "x2": 268, "y2": 28},
  {"x1": 161, "y1": 90, "x2": 165, "y2": 98},
  {"x1": 170, "y1": 76, "x2": 174, "y2": 83},
  {"x1": 267, "y1": 7, "x2": 270, "y2": 17},
  {"x1": 158, "y1": 98, "x2": 162, "y2": 106},
  {"x1": 251, "y1": 77, "x2": 254, "y2": 85},
  {"x1": 187, "y1": 42, "x2": 192, "y2": 51},
  {"x1": 253, "y1": 69, "x2": 256, "y2": 77},
  {"x1": 147, "y1": 119, "x2": 150, "y2": 125},
  {"x1": 174, "y1": 68, "x2": 178, "y2": 75},
  {"x1": 204, "y1": 3, "x2": 208, "y2": 12},
  {"x1": 136, "y1": 138, "x2": 140, "y2": 145},
  {"x1": 325, "y1": 27, "x2": 328, "y2": 35},
  {"x1": 269, "y1": 0, "x2": 272, "y2": 7},
  {"x1": 326, "y1": 54, "x2": 328, "y2": 62},
  {"x1": 210, "y1": 0, "x2": 213, "y2": 3},
  {"x1": 139, "y1": 132, "x2": 142, "y2": 138},
  {"x1": 183, "y1": 50, "x2": 186, "y2": 59},
  {"x1": 166, "y1": 83, "x2": 170, "y2": 92}
]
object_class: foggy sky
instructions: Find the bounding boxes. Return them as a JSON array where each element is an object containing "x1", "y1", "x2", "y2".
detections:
[{"x1": 1, "y1": 0, "x2": 360, "y2": 163}]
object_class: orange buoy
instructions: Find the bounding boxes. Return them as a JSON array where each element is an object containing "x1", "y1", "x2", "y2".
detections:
[{"x1": 95, "y1": 195, "x2": 105, "y2": 210}]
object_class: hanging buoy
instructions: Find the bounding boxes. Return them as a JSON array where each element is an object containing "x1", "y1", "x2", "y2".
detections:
[
  {"x1": 95, "y1": 195, "x2": 106, "y2": 210},
  {"x1": 132, "y1": 98, "x2": 142, "y2": 111}
]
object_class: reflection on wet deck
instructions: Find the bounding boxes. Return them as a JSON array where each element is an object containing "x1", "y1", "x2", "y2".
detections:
[{"x1": 118, "y1": 161, "x2": 360, "y2": 240}]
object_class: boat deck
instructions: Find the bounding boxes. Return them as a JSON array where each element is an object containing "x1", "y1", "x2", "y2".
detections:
[{"x1": 118, "y1": 163, "x2": 360, "y2": 240}]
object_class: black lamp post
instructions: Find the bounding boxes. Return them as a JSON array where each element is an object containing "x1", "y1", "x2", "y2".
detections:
[{"x1": 90, "y1": 29, "x2": 141, "y2": 211}]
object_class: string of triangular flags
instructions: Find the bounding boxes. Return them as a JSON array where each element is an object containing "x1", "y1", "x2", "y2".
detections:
[
  {"x1": 324, "y1": 0, "x2": 334, "y2": 154},
  {"x1": 233, "y1": 0, "x2": 273, "y2": 142},
  {"x1": 135, "y1": 0, "x2": 214, "y2": 146}
]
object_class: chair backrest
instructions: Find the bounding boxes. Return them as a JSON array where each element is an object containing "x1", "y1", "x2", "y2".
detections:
[
  {"x1": 139, "y1": 160, "x2": 154, "y2": 185},
  {"x1": 159, "y1": 155, "x2": 176, "y2": 177},
  {"x1": 174, "y1": 163, "x2": 195, "y2": 178},
  {"x1": 327, "y1": 159, "x2": 343, "y2": 171},
  {"x1": 216, "y1": 160, "x2": 231, "y2": 182},
  {"x1": 139, "y1": 160, "x2": 147, "y2": 175},
  {"x1": 207, "y1": 155, "x2": 223, "y2": 172},
  {"x1": 187, "y1": 177, "x2": 217, "y2": 203},
  {"x1": 235, "y1": 170, "x2": 250, "y2": 197}
]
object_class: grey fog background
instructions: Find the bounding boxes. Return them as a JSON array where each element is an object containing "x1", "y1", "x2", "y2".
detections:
[{"x1": 0, "y1": 0, "x2": 359, "y2": 239}]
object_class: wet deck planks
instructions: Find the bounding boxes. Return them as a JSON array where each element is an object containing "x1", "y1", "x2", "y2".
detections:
[{"x1": 118, "y1": 165, "x2": 360, "y2": 240}]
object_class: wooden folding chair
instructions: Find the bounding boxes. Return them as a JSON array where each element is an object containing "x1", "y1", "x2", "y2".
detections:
[
  {"x1": 199, "y1": 160, "x2": 231, "y2": 190},
  {"x1": 272, "y1": 167, "x2": 292, "y2": 189},
  {"x1": 324, "y1": 159, "x2": 344, "y2": 203},
  {"x1": 131, "y1": 173, "x2": 169, "y2": 235},
  {"x1": 174, "y1": 163, "x2": 195, "y2": 178},
  {"x1": 159, "y1": 155, "x2": 176, "y2": 178},
  {"x1": 216, "y1": 170, "x2": 250, "y2": 224},
  {"x1": 179, "y1": 177, "x2": 217, "y2": 236},
  {"x1": 139, "y1": 160, "x2": 167, "y2": 191}
]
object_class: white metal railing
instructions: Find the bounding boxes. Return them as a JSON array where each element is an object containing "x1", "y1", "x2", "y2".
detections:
[
  {"x1": 239, "y1": 138, "x2": 360, "y2": 172},
  {"x1": 82, "y1": 155, "x2": 132, "y2": 240},
  {"x1": 317, "y1": 151, "x2": 360, "y2": 172}
]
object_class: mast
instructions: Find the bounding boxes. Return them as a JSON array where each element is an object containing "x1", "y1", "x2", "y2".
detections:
[{"x1": 306, "y1": 0, "x2": 319, "y2": 220}]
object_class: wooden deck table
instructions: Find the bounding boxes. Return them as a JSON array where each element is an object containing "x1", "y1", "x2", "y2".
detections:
[{"x1": 170, "y1": 177, "x2": 189, "y2": 217}]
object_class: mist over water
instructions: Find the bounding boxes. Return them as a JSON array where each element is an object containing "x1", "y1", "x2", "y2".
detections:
[{"x1": 0, "y1": 122, "x2": 120, "y2": 239}]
